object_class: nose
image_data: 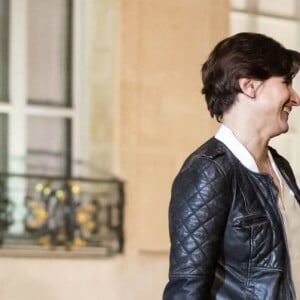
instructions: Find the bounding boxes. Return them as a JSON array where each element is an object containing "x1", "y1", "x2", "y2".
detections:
[{"x1": 289, "y1": 86, "x2": 300, "y2": 106}]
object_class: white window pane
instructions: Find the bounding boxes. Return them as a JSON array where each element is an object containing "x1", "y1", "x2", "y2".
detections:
[
  {"x1": 231, "y1": 0, "x2": 297, "y2": 17},
  {"x1": 258, "y1": 0, "x2": 297, "y2": 18},
  {"x1": 26, "y1": 116, "x2": 70, "y2": 175},
  {"x1": 0, "y1": 0, "x2": 9, "y2": 101},
  {"x1": 230, "y1": 12, "x2": 300, "y2": 49},
  {"x1": 27, "y1": 0, "x2": 71, "y2": 107},
  {"x1": 230, "y1": 0, "x2": 249, "y2": 10},
  {"x1": 230, "y1": 12, "x2": 257, "y2": 33}
]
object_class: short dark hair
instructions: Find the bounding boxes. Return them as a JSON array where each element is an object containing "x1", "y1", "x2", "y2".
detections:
[{"x1": 201, "y1": 32, "x2": 300, "y2": 122}]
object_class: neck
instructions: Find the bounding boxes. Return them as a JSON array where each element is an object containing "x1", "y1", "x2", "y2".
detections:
[{"x1": 222, "y1": 121, "x2": 270, "y2": 166}]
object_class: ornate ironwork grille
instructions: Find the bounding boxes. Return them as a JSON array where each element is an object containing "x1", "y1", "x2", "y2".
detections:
[{"x1": 0, "y1": 172, "x2": 124, "y2": 257}]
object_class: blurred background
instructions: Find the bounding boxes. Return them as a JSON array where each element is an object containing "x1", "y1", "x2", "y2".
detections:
[{"x1": 0, "y1": 0, "x2": 299, "y2": 299}]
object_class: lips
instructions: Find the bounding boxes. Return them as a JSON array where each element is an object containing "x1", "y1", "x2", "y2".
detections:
[{"x1": 283, "y1": 106, "x2": 291, "y2": 114}]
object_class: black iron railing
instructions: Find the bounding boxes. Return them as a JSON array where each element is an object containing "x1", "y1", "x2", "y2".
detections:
[{"x1": 0, "y1": 172, "x2": 124, "y2": 257}]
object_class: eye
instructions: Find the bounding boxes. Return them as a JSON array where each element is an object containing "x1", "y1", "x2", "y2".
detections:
[
  {"x1": 283, "y1": 79, "x2": 292, "y2": 86},
  {"x1": 283, "y1": 75, "x2": 293, "y2": 85}
]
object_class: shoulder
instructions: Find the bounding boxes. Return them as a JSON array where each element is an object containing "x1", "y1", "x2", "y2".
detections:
[
  {"x1": 179, "y1": 137, "x2": 237, "y2": 176},
  {"x1": 170, "y1": 138, "x2": 237, "y2": 199},
  {"x1": 169, "y1": 138, "x2": 235, "y2": 227}
]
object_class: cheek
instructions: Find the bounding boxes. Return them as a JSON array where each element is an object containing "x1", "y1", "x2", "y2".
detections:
[
  {"x1": 277, "y1": 86, "x2": 290, "y2": 100},
  {"x1": 270, "y1": 88, "x2": 288, "y2": 107}
]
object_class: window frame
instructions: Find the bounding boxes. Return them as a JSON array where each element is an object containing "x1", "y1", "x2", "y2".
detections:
[
  {"x1": 0, "y1": 0, "x2": 88, "y2": 177},
  {"x1": 0, "y1": 0, "x2": 89, "y2": 243}
]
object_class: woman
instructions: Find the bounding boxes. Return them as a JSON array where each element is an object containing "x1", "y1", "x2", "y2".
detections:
[{"x1": 163, "y1": 32, "x2": 300, "y2": 299}]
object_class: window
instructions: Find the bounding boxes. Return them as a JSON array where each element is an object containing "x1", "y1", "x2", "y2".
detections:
[
  {"x1": 0, "y1": 0, "x2": 124, "y2": 257},
  {"x1": 3, "y1": 0, "x2": 75, "y2": 235}
]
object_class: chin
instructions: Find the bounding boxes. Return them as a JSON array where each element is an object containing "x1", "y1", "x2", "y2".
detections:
[
  {"x1": 271, "y1": 125, "x2": 289, "y2": 138},
  {"x1": 279, "y1": 124, "x2": 289, "y2": 135}
]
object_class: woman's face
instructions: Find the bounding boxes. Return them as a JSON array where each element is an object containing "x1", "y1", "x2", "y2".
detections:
[{"x1": 256, "y1": 76, "x2": 300, "y2": 137}]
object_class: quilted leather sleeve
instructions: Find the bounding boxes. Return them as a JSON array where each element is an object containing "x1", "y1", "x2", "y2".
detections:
[{"x1": 163, "y1": 156, "x2": 232, "y2": 300}]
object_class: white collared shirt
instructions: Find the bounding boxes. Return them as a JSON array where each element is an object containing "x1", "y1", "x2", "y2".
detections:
[{"x1": 215, "y1": 124, "x2": 259, "y2": 172}]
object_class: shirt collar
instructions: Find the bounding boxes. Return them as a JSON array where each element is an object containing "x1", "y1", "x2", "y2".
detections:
[{"x1": 215, "y1": 124, "x2": 259, "y2": 173}]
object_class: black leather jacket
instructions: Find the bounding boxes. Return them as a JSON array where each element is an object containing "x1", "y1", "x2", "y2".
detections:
[{"x1": 163, "y1": 138, "x2": 300, "y2": 300}]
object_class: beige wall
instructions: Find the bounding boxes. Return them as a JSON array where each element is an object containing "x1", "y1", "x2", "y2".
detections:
[
  {"x1": 0, "y1": 1, "x2": 229, "y2": 299},
  {"x1": 119, "y1": 0, "x2": 228, "y2": 252}
]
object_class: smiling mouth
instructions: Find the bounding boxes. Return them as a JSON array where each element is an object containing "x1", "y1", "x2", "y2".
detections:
[{"x1": 283, "y1": 106, "x2": 291, "y2": 114}]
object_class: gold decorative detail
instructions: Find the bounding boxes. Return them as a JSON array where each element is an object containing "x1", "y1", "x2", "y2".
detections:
[
  {"x1": 55, "y1": 190, "x2": 66, "y2": 202},
  {"x1": 72, "y1": 236, "x2": 86, "y2": 248},
  {"x1": 38, "y1": 235, "x2": 51, "y2": 246},
  {"x1": 25, "y1": 179, "x2": 100, "y2": 250}
]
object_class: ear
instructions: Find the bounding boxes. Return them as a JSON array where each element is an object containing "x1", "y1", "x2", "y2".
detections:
[{"x1": 239, "y1": 78, "x2": 262, "y2": 98}]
